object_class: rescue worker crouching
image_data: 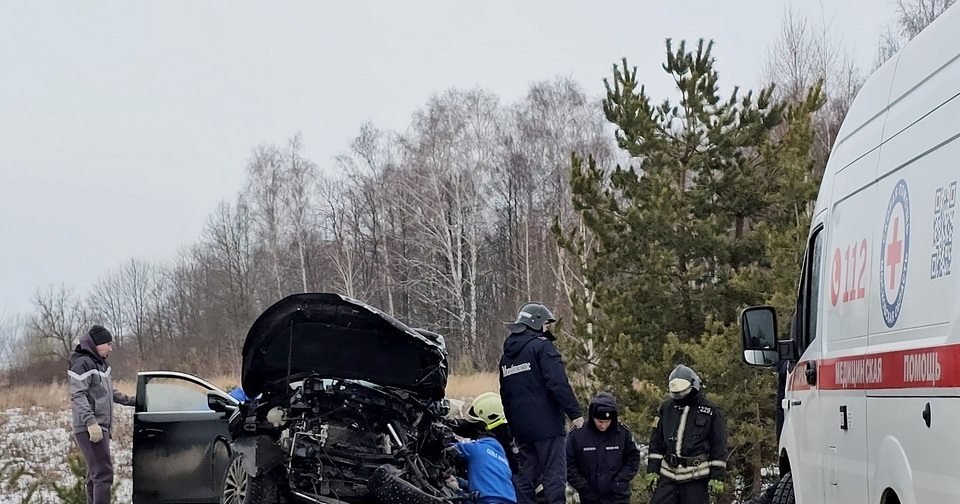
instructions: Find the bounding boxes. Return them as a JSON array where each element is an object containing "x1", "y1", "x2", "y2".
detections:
[
  {"x1": 566, "y1": 392, "x2": 641, "y2": 504},
  {"x1": 446, "y1": 393, "x2": 518, "y2": 504},
  {"x1": 647, "y1": 365, "x2": 727, "y2": 504},
  {"x1": 449, "y1": 392, "x2": 521, "y2": 475}
]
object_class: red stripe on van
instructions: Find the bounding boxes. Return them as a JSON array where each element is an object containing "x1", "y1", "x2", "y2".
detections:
[{"x1": 816, "y1": 344, "x2": 960, "y2": 390}]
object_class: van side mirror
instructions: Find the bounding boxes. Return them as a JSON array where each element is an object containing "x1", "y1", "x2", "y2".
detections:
[
  {"x1": 740, "y1": 306, "x2": 779, "y2": 367},
  {"x1": 778, "y1": 339, "x2": 798, "y2": 362}
]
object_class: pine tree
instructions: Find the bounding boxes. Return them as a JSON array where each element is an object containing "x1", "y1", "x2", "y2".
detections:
[{"x1": 561, "y1": 39, "x2": 823, "y2": 501}]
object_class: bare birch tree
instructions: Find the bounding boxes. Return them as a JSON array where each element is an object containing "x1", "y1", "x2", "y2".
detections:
[
  {"x1": 283, "y1": 133, "x2": 318, "y2": 293},
  {"x1": 334, "y1": 123, "x2": 406, "y2": 314},
  {"x1": 87, "y1": 269, "x2": 128, "y2": 348},
  {"x1": 246, "y1": 145, "x2": 287, "y2": 299},
  {"x1": 397, "y1": 89, "x2": 501, "y2": 367},
  {"x1": 30, "y1": 284, "x2": 88, "y2": 360},
  {"x1": 120, "y1": 258, "x2": 153, "y2": 357},
  {"x1": 764, "y1": 6, "x2": 863, "y2": 173},
  {"x1": 877, "y1": 0, "x2": 956, "y2": 65}
]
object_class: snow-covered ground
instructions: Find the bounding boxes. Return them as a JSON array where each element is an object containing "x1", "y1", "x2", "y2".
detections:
[{"x1": 0, "y1": 406, "x2": 133, "y2": 504}]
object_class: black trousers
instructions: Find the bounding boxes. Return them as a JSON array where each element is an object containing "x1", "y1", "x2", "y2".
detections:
[
  {"x1": 515, "y1": 435, "x2": 566, "y2": 504},
  {"x1": 650, "y1": 477, "x2": 709, "y2": 504}
]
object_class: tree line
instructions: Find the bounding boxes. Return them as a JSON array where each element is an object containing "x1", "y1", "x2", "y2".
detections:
[{"x1": 3, "y1": 78, "x2": 615, "y2": 377}]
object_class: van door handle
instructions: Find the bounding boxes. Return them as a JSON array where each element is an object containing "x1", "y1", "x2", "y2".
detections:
[
  {"x1": 791, "y1": 400, "x2": 802, "y2": 406},
  {"x1": 805, "y1": 361, "x2": 818, "y2": 385}
]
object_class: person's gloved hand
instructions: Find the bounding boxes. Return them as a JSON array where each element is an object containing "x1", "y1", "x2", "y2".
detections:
[
  {"x1": 644, "y1": 472, "x2": 659, "y2": 491},
  {"x1": 445, "y1": 475, "x2": 460, "y2": 492},
  {"x1": 87, "y1": 423, "x2": 103, "y2": 443},
  {"x1": 571, "y1": 417, "x2": 584, "y2": 429},
  {"x1": 709, "y1": 479, "x2": 725, "y2": 495}
]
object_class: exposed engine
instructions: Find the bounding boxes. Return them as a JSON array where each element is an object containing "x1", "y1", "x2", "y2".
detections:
[{"x1": 231, "y1": 375, "x2": 456, "y2": 503}]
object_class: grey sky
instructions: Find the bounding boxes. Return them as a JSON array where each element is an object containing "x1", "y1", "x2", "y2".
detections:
[{"x1": 0, "y1": 1, "x2": 898, "y2": 316}]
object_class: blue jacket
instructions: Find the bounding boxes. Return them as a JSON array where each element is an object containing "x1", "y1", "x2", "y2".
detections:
[
  {"x1": 229, "y1": 386, "x2": 250, "y2": 402},
  {"x1": 499, "y1": 328, "x2": 582, "y2": 443},
  {"x1": 455, "y1": 438, "x2": 517, "y2": 504}
]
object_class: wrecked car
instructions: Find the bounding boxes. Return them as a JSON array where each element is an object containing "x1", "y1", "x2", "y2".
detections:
[{"x1": 132, "y1": 293, "x2": 456, "y2": 504}]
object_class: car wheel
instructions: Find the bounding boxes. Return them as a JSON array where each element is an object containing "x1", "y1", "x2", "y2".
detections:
[
  {"x1": 771, "y1": 472, "x2": 795, "y2": 504},
  {"x1": 221, "y1": 455, "x2": 279, "y2": 504},
  {"x1": 222, "y1": 456, "x2": 248, "y2": 504}
]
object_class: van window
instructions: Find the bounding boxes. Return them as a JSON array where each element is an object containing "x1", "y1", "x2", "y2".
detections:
[
  {"x1": 806, "y1": 228, "x2": 824, "y2": 344},
  {"x1": 797, "y1": 226, "x2": 825, "y2": 352}
]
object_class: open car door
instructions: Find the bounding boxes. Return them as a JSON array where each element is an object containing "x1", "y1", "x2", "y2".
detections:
[{"x1": 132, "y1": 371, "x2": 237, "y2": 504}]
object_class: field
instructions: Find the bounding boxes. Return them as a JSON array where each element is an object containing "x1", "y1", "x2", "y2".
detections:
[{"x1": 0, "y1": 373, "x2": 498, "y2": 504}]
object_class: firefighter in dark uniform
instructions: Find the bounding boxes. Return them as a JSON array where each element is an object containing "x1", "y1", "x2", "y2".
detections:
[
  {"x1": 499, "y1": 302, "x2": 583, "y2": 504},
  {"x1": 647, "y1": 365, "x2": 727, "y2": 504},
  {"x1": 566, "y1": 392, "x2": 641, "y2": 504}
]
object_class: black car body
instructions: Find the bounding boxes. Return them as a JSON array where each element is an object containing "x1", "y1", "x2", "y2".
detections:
[{"x1": 133, "y1": 293, "x2": 455, "y2": 504}]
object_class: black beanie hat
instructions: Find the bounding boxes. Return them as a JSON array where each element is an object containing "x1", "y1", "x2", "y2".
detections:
[
  {"x1": 89, "y1": 325, "x2": 113, "y2": 346},
  {"x1": 593, "y1": 407, "x2": 617, "y2": 421}
]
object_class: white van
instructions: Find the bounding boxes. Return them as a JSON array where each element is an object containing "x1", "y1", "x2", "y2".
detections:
[{"x1": 739, "y1": 5, "x2": 960, "y2": 504}]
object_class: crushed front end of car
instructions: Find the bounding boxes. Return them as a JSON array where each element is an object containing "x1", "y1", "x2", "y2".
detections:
[{"x1": 225, "y1": 293, "x2": 455, "y2": 504}]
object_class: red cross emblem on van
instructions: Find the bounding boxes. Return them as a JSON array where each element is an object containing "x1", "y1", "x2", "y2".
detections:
[{"x1": 880, "y1": 179, "x2": 910, "y2": 328}]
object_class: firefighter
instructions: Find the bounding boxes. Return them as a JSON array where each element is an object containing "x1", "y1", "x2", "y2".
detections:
[
  {"x1": 647, "y1": 365, "x2": 727, "y2": 504},
  {"x1": 499, "y1": 302, "x2": 583, "y2": 504}
]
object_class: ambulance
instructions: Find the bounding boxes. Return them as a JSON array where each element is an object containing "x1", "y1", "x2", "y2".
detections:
[{"x1": 739, "y1": 4, "x2": 960, "y2": 504}]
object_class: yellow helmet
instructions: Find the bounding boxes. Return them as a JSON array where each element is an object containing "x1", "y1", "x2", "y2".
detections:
[{"x1": 467, "y1": 392, "x2": 506, "y2": 430}]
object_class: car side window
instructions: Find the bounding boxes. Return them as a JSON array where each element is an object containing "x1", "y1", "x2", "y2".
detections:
[
  {"x1": 144, "y1": 377, "x2": 211, "y2": 412},
  {"x1": 797, "y1": 226, "x2": 825, "y2": 353}
]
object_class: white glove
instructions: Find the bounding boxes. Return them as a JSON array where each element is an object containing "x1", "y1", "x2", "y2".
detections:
[
  {"x1": 571, "y1": 417, "x2": 585, "y2": 429},
  {"x1": 87, "y1": 423, "x2": 103, "y2": 443}
]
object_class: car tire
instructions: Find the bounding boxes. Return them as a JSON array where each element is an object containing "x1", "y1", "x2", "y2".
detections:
[
  {"x1": 221, "y1": 454, "x2": 279, "y2": 504},
  {"x1": 771, "y1": 472, "x2": 795, "y2": 504}
]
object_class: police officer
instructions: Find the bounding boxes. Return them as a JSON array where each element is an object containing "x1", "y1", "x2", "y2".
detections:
[
  {"x1": 499, "y1": 302, "x2": 583, "y2": 504},
  {"x1": 566, "y1": 392, "x2": 641, "y2": 504},
  {"x1": 647, "y1": 365, "x2": 727, "y2": 504}
]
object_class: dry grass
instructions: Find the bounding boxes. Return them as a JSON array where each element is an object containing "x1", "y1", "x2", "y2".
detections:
[
  {"x1": 446, "y1": 372, "x2": 499, "y2": 401},
  {"x1": 0, "y1": 374, "x2": 498, "y2": 411},
  {"x1": 0, "y1": 380, "x2": 135, "y2": 411},
  {"x1": 0, "y1": 382, "x2": 69, "y2": 411}
]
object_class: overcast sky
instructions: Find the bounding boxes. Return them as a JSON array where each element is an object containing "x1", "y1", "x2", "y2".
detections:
[{"x1": 0, "y1": 1, "x2": 900, "y2": 316}]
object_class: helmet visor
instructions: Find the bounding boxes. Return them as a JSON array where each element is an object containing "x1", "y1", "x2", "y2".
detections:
[{"x1": 669, "y1": 377, "x2": 692, "y2": 400}]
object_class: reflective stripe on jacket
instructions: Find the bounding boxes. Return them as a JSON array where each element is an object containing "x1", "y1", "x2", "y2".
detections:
[{"x1": 647, "y1": 392, "x2": 726, "y2": 482}]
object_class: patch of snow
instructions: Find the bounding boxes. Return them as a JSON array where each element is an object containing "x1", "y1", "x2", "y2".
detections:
[{"x1": 0, "y1": 406, "x2": 133, "y2": 504}]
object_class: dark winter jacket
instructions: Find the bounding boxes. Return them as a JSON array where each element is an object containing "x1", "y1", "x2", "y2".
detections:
[
  {"x1": 566, "y1": 393, "x2": 641, "y2": 504},
  {"x1": 647, "y1": 390, "x2": 727, "y2": 482},
  {"x1": 450, "y1": 419, "x2": 520, "y2": 474},
  {"x1": 776, "y1": 358, "x2": 789, "y2": 442},
  {"x1": 68, "y1": 333, "x2": 135, "y2": 434},
  {"x1": 498, "y1": 328, "x2": 582, "y2": 443}
]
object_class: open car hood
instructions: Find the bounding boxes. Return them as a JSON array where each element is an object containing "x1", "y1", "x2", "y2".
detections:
[{"x1": 241, "y1": 293, "x2": 448, "y2": 400}]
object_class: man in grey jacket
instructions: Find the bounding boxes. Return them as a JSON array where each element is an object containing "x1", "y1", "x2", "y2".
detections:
[{"x1": 69, "y1": 325, "x2": 135, "y2": 504}]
